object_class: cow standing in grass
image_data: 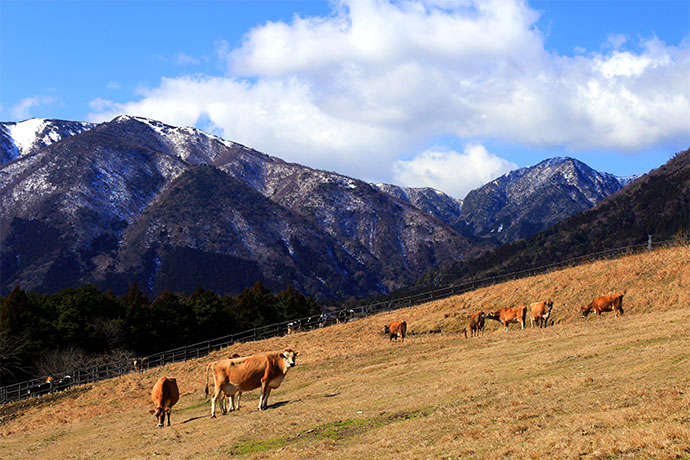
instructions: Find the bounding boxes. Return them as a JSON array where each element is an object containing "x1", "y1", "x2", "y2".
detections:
[
  {"x1": 385, "y1": 320, "x2": 407, "y2": 342},
  {"x1": 486, "y1": 306, "x2": 527, "y2": 332},
  {"x1": 582, "y1": 293, "x2": 625, "y2": 319},
  {"x1": 206, "y1": 349, "x2": 299, "y2": 417},
  {"x1": 530, "y1": 300, "x2": 554, "y2": 328},
  {"x1": 462, "y1": 311, "x2": 486, "y2": 338},
  {"x1": 150, "y1": 376, "x2": 179, "y2": 427}
]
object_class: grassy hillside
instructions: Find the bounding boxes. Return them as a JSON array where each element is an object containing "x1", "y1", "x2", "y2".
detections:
[{"x1": 1, "y1": 244, "x2": 689, "y2": 459}]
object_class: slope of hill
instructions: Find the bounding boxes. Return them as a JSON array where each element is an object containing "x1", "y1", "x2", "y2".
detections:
[
  {"x1": 1, "y1": 244, "x2": 688, "y2": 459},
  {"x1": 426, "y1": 148, "x2": 690, "y2": 287}
]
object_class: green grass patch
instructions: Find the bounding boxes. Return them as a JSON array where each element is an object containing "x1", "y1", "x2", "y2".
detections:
[{"x1": 229, "y1": 409, "x2": 431, "y2": 455}]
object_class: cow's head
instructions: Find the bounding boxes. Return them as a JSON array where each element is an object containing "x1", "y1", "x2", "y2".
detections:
[
  {"x1": 150, "y1": 407, "x2": 168, "y2": 427},
  {"x1": 485, "y1": 311, "x2": 499, "y2": 320},
  {"x1": 281, "y1": 349, "x2": 299, "y2": 368},
  {"x1": 546, "y1": 300, "x2": 553, "y2": 312},
  {"x1": 383, "y1": 325, "x2": 390, "y2": 335},
  {"x1": 581, "y1": 305, "x2": 592, "y2": 317}
]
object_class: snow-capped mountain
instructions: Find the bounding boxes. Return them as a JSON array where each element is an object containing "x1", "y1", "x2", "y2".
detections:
[
  {"x1": 372, "y1": 184, "x2": 462, "y2": 226},
  {"x1": 0, "y1": 118, "x2": 95, "y2": 164},
  {"x1": 0, "y1": 116, "x2": 481, "y2": 299},
  {"x1": 455, "y1": 157, "x2": 626, "y2": 244}
]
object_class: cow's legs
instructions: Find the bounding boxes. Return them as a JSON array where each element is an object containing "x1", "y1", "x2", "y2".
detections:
[
  {"x1": 166, "y1": 408, "x2": 171, "y2": 426},
  {"x1": 259, "y1": 384, "x2": 272, "y2": 410},
  {"x1": 211, "y1": 386, "x2": 223, "y2": 418},
  {"x1": 233, "y1": 391, "x2": 242, "y2": 411}
]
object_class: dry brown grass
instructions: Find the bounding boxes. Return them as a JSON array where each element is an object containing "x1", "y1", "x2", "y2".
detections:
[{"x1": 1, "y1": 244, "x2": 689, "y2": 459}]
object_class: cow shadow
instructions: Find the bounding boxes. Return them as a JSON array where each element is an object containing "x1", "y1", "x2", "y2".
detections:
[
  {"x1": 266, "y1": 400, "x2": 291, "y2": 409},
  {"x1": 180, "y1": 416, "x2": 206, "y2": 424}
]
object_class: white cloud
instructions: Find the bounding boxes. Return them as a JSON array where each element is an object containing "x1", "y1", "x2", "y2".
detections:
[
  {"x1": 87, "y1": 0, "x2": 690, "y2": 195},
  {"x1": 10, "y1": 96, "x2": 58, "y2": 120},
  {"x1": 393, "y1": 144, "x2": 517, "y2": 199}
]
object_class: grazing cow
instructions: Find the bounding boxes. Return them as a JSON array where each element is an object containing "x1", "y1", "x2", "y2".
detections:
[
  {"x1": 205, "y1": 348, "x2": 299, "y2": 417},
  {"x1": 462, "y1": 311, "x2": 486, "y2": 338},
  {"x1": 486, "y1": 306, "x2": 527, "y2": 332},
  {"x1": 133, "y1": 357, "x2": 149, "y2": 373},
  {"x1": 530, "y1": 300, "x2": 554, "y2": 328},
  {"x1": 150, "y1": 376, "x2": 179, "y2": 427},
  {"x1": 386, "y1": 320, "x2": 407, "y2": 342},
  {"x1": 582, "y1": 293, "x2": 625, "y2": 319}
]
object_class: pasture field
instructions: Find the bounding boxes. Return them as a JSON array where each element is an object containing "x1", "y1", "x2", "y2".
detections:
[{"x1": 1, "y1": 244, "x2": 689, "y2": 459}]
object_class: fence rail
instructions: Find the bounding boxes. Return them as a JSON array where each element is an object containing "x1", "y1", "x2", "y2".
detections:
[{"x1": 1, "y1": 235, "x2": 686, "y2": 405}]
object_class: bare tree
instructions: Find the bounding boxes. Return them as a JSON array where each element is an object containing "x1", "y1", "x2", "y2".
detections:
[{"x1": 0, "y1": 329, "x2": 29, "y2": 386}]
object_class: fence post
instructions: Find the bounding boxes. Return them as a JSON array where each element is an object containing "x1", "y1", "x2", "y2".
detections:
[{"x1": 648, "y1": 234, "x2": 652, "y2": 251}]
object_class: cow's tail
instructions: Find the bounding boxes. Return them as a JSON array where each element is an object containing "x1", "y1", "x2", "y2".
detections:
[{"x1": 204, "y1": 362, "x2": 213, "y2": 399}]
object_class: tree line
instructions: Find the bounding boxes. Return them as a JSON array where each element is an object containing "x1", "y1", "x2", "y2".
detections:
[{"x1": 0, "y1": 281, "x2": 320, "y2": 386}]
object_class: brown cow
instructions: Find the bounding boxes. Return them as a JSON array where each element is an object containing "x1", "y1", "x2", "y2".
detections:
[
  {"x1": 205, "y1": 348, "x2": 299, "y2": 417},
  {"x1": 462, "y1": 311, "x2": 486, "y2": 338},
  {"x1": 582, "y1": 293, "x2": 624, "y2": 319},
  {"x1": 386, "y1": 320, "x2": 407, "y2": 342},
  {"x1": 150, "y1": 376, "x2": 179, "y2": 427},
  {"x1": 530, "y1": 300, "x2": 554, "y2": 328},
  {"x1": 486, "y1": 305, "x2": 527, "y2": 332},
  {"x1": 133, "y1": 357, "x2": 148, "y2": 373}
]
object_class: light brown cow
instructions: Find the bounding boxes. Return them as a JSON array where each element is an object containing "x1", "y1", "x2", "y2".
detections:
[
  {"x1": 150, "y1": 376, "x2": 179, "y2": 427},
  {"x1": 486, "y1": 305, "x2": 527, "y2": 332},
  {"x1": 205, "y1": 349, "x2": 299, "y2": 417},
  {"x1": 582, "y1": 293, "x2": 624, "y2": 319},
  {"x1": 530, "y1": 300, "x2": 554, "y2": 328},
  {"x1": 462, "y1": 311, "x2": 486, "y2": 338},
  {"x1": 386, "y1": 320, "x2": 407, "y2": 342}
]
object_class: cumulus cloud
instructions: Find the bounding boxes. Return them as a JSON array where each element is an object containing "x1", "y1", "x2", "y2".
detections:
[
  {"x1": 11, "y1": 96, "x2": 58, "y2": 120},
  {"x1": 394, "y1": 144, "x2": 517, "y2": 199},
  {"x1": 87, "y1": 0, "x2": 690, "y2": 194}
]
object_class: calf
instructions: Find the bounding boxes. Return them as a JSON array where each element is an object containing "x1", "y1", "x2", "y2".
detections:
[
  {"x1": 582, "y1": 293, "x2": 624, "y2": 319},
  {"x1": 530, "y1": 300, "x2": 554, "y2": 328},
  {"x1": 486, "y1": 305, "x2": 527, "y2": 332},
  {"x1": 205, "y1": 348, "x2": 299, "y2": 416},
  {"x1": 386, "y1": 320, "x2": 407, "y2": 342},
  {"x1": 150, "y1": 376, "x2": 179, "y2": 427}
]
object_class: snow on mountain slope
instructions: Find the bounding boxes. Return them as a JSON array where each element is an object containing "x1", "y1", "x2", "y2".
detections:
[{"x1": 0, "y1": 119, "x2": 95, "y2": 163}]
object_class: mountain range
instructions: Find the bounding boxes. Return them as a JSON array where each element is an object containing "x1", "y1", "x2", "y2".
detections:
[
  {"x1": 0, "y1": 116, "x2": 649, "y2": 299},
  {"x1": 418, "y1": 148, "x2": 690, "y2": 288}
]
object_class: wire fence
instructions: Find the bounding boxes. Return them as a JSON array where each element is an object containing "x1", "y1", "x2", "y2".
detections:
[{"x1": 1, "y1": 234, "x2": 686, "y2": 405}]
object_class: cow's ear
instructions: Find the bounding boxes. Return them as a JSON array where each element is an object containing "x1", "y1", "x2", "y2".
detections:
[
  {"x1": 294, "y1": 351, "x2": 300, "y2": 357},
  {"x1": 149, "y1": 409, "x2": 155, "y2": 415}
]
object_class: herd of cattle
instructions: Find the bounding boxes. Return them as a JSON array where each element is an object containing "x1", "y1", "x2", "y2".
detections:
[{"x1": 24, "y1": 292, "x2": 626, "y2": 427}]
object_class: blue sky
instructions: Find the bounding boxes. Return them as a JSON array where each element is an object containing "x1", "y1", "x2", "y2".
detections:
[{"x1": 2, "y1": 0, "x2": 689, "y2": 198}]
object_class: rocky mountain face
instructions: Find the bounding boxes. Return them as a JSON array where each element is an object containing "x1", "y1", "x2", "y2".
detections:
[
  {"x1": 454, "y1": 157, "x2": 626, "y2": 244},
  {"x1": 371, "y1": 184, "x2": 462, "y2": 226},
  {"x1": 0, "y1": 116, "x2": 480, "y2": 299}
]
